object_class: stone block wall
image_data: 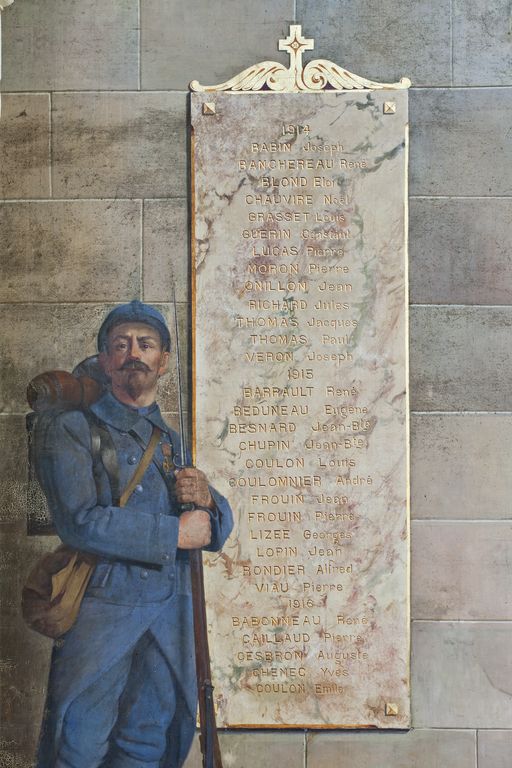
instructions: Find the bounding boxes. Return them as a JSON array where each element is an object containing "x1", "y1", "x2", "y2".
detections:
[{"x1": 1, "y1": 1, "x2": 511, "y2": 765}]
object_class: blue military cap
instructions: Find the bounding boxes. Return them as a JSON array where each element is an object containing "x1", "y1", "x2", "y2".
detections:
[{"x1": 97, "y1": 301, "x2": 171, "y2": 352}]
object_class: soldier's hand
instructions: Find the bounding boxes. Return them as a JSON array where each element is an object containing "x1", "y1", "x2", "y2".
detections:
[
  {"x1": 175, "y1": 467, "x2": 214, "y2": 510},
  {"x1": 178, "y1": 509, "x2": 211, "y2": 549}
]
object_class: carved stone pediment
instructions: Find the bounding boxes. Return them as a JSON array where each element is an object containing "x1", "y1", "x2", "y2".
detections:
[{"x1": 190, "y1": 24, "x2": 411, "y2": 93}]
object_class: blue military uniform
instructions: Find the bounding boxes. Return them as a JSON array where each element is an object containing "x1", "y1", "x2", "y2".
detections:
[{"x1": 34, "y1": 390, "x2": 233, "y2": 768}]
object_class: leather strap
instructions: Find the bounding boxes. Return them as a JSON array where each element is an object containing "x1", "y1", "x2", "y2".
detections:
[
  {"x1": 85, "y1": 411, "x2": 121, "y2": 504},
  {"x1": 119, "y1": 427, "x2": 162, "y2": 508},
  {"x1": 128, "y1": 429, "x2": 175, "y2": 494}
]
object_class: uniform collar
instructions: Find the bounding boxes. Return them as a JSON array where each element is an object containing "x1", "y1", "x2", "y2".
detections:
[{"x1": 90, "y1": 391, "x2": 173, "y2": 440}]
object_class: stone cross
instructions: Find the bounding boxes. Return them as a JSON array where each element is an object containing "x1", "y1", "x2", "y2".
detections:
[{"x1": 278, "y1": 25, "x2": 315, "y2": 83}]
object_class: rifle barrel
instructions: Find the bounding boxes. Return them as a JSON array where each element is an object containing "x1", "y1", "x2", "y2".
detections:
[{"x1": 172, "y1": 284, "x2": 188, "y2": 467}]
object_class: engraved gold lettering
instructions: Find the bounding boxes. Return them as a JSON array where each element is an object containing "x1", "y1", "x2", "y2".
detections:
[
  {"x1": 260, "y1": 176, "x2": 308, "y2": 188},
  {"x1": 314, "y1": 300, "x2": 350, "y2": 310},
  {"x1": 315, "y1": 210, "x2": 349, "y2": 223},
  {"x1": 242, "y1": 229, "x2": 291, "y2": 240},
  {"x1": 313, "y1": 176, "x2": 335, "y2": 187},
  {"x1": 316, "y1": 562, "x2": 353, "y2": 575},
  {"x1": 318, "y1": 456, "x2": 357, "y2": 468},
  {"x1": 249, "y1": 333, "x2": 308, "y2": 346},
  {"x1": 281, "y1": 124, "x2": 310, "y2": 136},
  {"x1": 242, "y1": 565, "x2": 305, "y2": 577},
  {"x1": 314, "y1": 511, "x2": 355, "y2": 522},
  {"x1": 307, "y1": 317, "x2": 358, "y2": 328},
  {"x1": 244, "y1": 279, "x2": 307, "y2": 292},
  {"x1": 245, "y1": 457, "x2": 305, "y2": 469},
  {"x1": 248, "y1": 262, "x2": 298, "y2": 275},
  {"x1": 229, "y1": 475, "x2": 320, "y2": 488},
  {"x1": 302, "y1": 582, "x2": 344, "y2": 594},
  {"x1": 255, "y1": 582, "x2": 290, "y2": 593},
  {"x1": 249, "y1": 529, "x2": 291, "y2": 540},
  {"x1": 321, "y1": 334, "x2": 351, "y2": 345},
  {"x1": 229, "y1": 422, "x2": 296, "y2": 434},
  {"x1": 336, "y1": 615, "x2": 369, "y2": 625},
  {"x1": 303, "y1": 529, "x2": 352, "y2": 543},
  {"x1": 251, "y1": 494, "x2": 305, "y2": 505},
  {"x1": 336, "y1": 474, "x2": 373, "y2": 486},
  {"x1": 245, "y1": 194, "x2": 313, "y2": 205},
  {"x1": 242, "y1": 385, "x2": 313, "y2": 398},
  {"x1": 317, "y1": 281, "x2": 352, "y2": 291},
  {"x1": 239, "y1": 440, "x2": 291, "y2": 451},
  {"x1": 248, "y1": 211, "x2": 311, "y2": 222},
  {"x1": 236, "y1": 316, "x2": 299, "y2": 329},
  {"x1": 308, "y1": 264, "x2": 349, "y2": 274},
  {"x1": 251, "y1": 666, "x2": 306, "y2": 678},
  {"x1": 245, "y1": 351, "x2": 294, "y2": 362},
  {"x1": 320, "y1": 666, "x2": 349, "y2": 677},
  {"x1": 234, "y1": 404, "x2": 308, "y2": 417},
  {"x1": 315, "y1": 493, "x2": 349, "y2": 504},
  {"x1": 247, "y1": 511, "x2": 302, "y2": 523},
  {"x1": 256, "y1": 683, "x2": 306, "y2": 694},
  {"x1": 338, "y1": 158, "x2": 368, "y2": 169},
  {"x1": 301, "y1": 229, "x2": 347, "y2": 241},
  {"x1": 256, "y1": 546, "x2": 298, "y2": 557},
  {"x1": 315, "y1": 683, "x2": 345, "y2": 694},
  {"x1": 237, "y1": 650, "x2": 307, "y2": 663},
  {"x1": 325, "y1": 386, "x2": 359, "y2": 397},
  {"x1": 302, "y1": 140, "x2": 344, "y2": 154},
  {"x1": 306, "y1": 352, "x2": 354, "y2": 365},
  {"x1": 251, "y1": 142, "x2": 292, "y2": 153},
  {"x1": 322, "y1": 405, "x2": 367, "y2": 417},
  {"x1": 248, "y1": 299, "x2": 308, "y2": 311},
  {"x1": 241, "y1": 632, "x2": 310, "y2": 645}
]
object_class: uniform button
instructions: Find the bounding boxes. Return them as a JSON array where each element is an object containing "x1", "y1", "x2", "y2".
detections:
[
  {"x1": 128, "y1": 455, "x2": 138, "y2": 465},
  {"x1": 140, "y1": 570, "x2": 149, "y2": 580},
  {"x1": 134, "y1": 484, "x2": 143, "y2": 493},
  {"x1": 162, "y1": 553, "x2": 170, "y2": 562}
]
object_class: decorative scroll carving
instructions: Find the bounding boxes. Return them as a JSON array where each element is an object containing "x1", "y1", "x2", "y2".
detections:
[{"x1": 190, "y1": 24, "x2": 411, "y2": 93}]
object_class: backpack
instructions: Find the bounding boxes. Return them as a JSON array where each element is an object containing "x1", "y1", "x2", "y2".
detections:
[
  {"x1": 22, "y1": 356, "x2": 163, "y2": 637},
  {"x1": 26, "y1": 356, "x2": 108, "y2": 535}
]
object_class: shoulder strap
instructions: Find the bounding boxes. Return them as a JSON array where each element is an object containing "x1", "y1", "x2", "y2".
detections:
[
  {"x1": 119, "y1": 427, "x2": 162, "y2": 507},
  {"x1": 84, "y1": 411, "x2": 121, "y2": 505},
  {"x1": 128, "y1": 429, "x2": 175, "y2": 491},
  {"x1": 84, "y1": 412, "x2": 162, "y2": 508}
]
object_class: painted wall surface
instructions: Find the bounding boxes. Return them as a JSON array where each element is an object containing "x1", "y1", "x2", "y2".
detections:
[{"x1": 0, "y1": 1, "x2": 511, "y2": 766}]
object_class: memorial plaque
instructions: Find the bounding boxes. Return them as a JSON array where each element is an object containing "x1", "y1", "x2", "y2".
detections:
[{"x1": 190, "y1": 26, "x2": 410, "y2": 728}]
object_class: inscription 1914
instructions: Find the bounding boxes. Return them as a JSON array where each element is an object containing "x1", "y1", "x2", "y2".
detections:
[{"x1": 191, "y1": 88, "x2": 409, "y2": 729}]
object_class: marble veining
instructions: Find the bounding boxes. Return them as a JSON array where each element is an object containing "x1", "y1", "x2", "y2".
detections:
[{"x1": 192, "y1": 91, "x2": 409, "y2": 728}]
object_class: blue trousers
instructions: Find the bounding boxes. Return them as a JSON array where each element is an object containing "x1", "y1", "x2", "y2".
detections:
[{"x1": 46, "y1": 630, "x2": 195, "y2": 768}]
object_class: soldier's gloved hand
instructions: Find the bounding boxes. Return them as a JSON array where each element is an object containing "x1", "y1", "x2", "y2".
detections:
[
  {"x1": 174, "y1": 467, "x2": 214, "y2": 510},
  {"x1": 178, "y1": 509, "x2": 211, "y2": 549}
]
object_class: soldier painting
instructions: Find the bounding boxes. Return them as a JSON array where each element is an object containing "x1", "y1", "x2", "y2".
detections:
[{"x1": 27, "y1": 300, "x2": 233, "y2": 768}]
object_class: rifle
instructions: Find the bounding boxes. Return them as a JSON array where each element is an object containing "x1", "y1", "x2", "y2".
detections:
[{"x1": 172, "y1": 286, "x2": 223, "y2": 768}]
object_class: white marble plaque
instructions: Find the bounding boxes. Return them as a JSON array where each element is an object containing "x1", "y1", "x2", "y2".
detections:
[{"x1": 191, "y1": 88, "x2": 409, "y2": 728}]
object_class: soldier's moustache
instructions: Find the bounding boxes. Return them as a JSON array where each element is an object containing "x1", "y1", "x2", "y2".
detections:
[{"x1": 120, "y1": 361, "x2": 150, "y2": 372}]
